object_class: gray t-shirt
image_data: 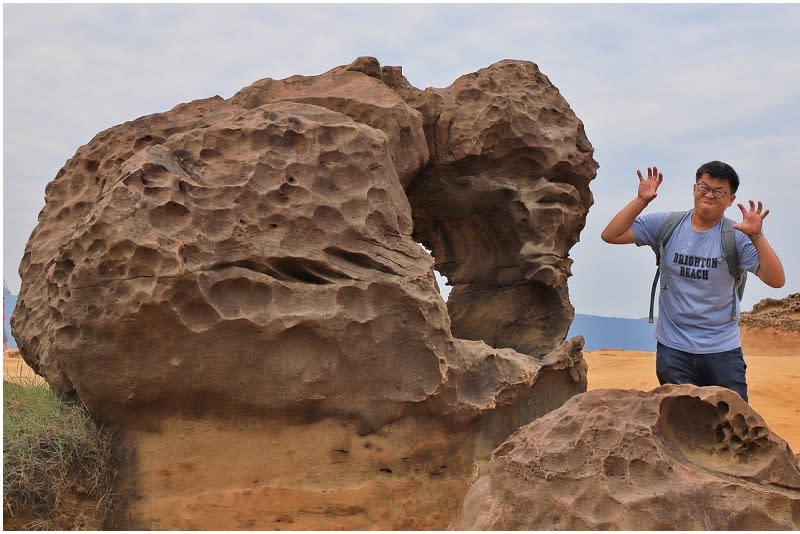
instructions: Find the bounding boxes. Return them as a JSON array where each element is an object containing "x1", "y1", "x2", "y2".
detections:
[{"x1": 632, "y1": 210, "x2": 760, "y2": 353}]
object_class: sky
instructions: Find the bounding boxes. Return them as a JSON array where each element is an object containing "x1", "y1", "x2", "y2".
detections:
[{"x1": 3, "y1": 3, "x2": 799, "y2": 319}]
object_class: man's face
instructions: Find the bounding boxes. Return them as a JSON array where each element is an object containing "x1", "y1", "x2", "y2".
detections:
[{"x1": 693, "y1": 173, "x2": 735, "y2": 220}]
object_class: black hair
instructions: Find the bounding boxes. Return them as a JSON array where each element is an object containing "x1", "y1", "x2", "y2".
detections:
[{"x1": 695, "y1": 160, "x2": 739, "y2": 194}]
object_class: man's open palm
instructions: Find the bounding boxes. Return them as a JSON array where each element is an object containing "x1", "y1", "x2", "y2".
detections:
[
  {"x1": 733, "y1": 200, "x2": 769, "y2": 237},
  {"x1": 637, "y1": 166, "x2": 663, "y2": 202}
]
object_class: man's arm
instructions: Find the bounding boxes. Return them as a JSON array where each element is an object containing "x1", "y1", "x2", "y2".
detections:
[
  {"x1": 600, "y1": 198, "x2": 649, "y2": 244},
  {"x1": 752, "y1": 234, "x2": 785, "y2": 288},
  {"x1": 601, "y1": 166, "x2": 663, "y2": 245},
  {"x1": 733, "y1": 200, "x2": 785, "y2": 288}
]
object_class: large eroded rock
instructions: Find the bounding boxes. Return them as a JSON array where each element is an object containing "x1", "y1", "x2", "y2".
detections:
[
  {"x1": 11, "y1": 57, "x2": 596, "y2": 528},
  {"x1": 452, "y1": 385, "x2": 800, "y2": 530},
  {"x1": 12, "y1": 57, "x2": 595, "y2": 429}
]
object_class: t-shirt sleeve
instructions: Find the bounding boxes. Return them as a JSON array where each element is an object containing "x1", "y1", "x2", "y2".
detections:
[
  {"x1": 631, "y1": 211, "x2": 669, "y2": 247},
  {"x1": 736, "y1": 232, "x2": 761, "y2": 274}
]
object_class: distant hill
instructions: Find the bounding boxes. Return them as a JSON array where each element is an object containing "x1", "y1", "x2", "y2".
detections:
[{"x1": 568, "y1": 314, "x2": 657, "y2": 352}]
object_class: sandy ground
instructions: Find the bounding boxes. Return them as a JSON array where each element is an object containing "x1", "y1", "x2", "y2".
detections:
[
  {"x1": 4, "y1": 333, "x2": 798, "y2": 530},
  {"x1": 3, "y1": 349, "x2": 43, "y2": 384},
  {"x1": 5, "y1": 328, "x2": 799, "y2": 454}
]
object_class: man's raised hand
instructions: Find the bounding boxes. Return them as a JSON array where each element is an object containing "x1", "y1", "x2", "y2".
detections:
[
  {"x1": 637, "y1": 166, "x2": 663, "y2": 203},
  {"x1": 733, "y1": 200, "x2": 769, "y2": 238}
]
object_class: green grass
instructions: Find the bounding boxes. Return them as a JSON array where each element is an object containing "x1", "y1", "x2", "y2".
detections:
[{"x1": 3, "y1": 377, "x2": 118, "y2": 530}]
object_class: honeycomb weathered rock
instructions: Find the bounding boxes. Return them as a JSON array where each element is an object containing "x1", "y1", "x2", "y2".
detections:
[{"x1": 452, "y1": 385, "x2": 800, "y2": 530}]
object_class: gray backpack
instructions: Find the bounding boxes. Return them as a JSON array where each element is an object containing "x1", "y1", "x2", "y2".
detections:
[{"x1": 648, "y1": 211, "x2": 746, "y2": 323}]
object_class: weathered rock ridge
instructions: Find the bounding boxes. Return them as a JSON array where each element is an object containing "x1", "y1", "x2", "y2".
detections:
[
  {"x1": 11, "y1": 57, "x2": 597, "y2": 528},
  {"x1": 741, "y1": 292, "x2": 800, "y2": 336},
  {"x1": 452, "y1": 385, "x2": 800, "y2": 530}
]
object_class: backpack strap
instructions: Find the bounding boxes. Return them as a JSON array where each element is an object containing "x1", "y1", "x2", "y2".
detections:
[
  {"x1": 721, "y1": 217, "x2": 746, "y2": 320},
  {"x1": 649, "y1": 211, "x2": 688, "y2": 323}
]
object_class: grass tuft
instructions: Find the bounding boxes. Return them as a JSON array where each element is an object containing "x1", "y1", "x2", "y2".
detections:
[{"x1": 3, "y1": 376, "x2": 118, "y2": 530}]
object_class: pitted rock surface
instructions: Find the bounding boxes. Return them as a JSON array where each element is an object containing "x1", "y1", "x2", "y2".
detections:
[
  {"x1": 452, "y1": 385, "x2": 800, "y2": 530},
  {"x1": 228, "y1": 56, "x2": 429, "y2": 188},
  {"x1": 12, "y1": 57, "x2": 595, "y2": 431},
  {"x1": 12, "y1": 57, "x2": 597, "y2": 529},
  {"x1": 399, "y1": 60, "x2": 597, "y2": 356}
]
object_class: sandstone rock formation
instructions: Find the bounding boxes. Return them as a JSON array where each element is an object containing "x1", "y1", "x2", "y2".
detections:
[
  {"x1": 12, "y1": 56, "x2": 595, "y2": 427},
  {"x1": 11, "y1": 57, "x2": 596, "y2": 528},
  {"x1": 741, "y1": 292, "x2": 800, "y2": 335},
  {"x1": 740, "y1": 293, "x2": 800, "y2": 362},
  {"x1": 398, "y1": 60, "x2": 595, "y2": 356},
  {"x1": 452, "y1": 385, "x2": 800, "y2": 530}
]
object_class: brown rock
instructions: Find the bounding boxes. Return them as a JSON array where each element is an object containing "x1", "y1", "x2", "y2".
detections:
[
  {"x1": 12, "y1": 57, "x2": 593, "y2": 428},
  {"x1": 228, "y1": 56, "x2": 429, "y2": 188},
  {"x1": 741, "y1": 292, "x2": 800, "y2": 335},
  {"x1": 740, "y1": 292, "x2": 800, "y2": 361},
  {"x1": 402, "y1": 60, "x2": 597, "y2": 356},
  {"x1": 11, "y1": 57, "x2": 596, "y2": 528},
  {"x1": 13, "y1": 97, "x2": 435, "y2": 424},
  {"x1": 452, "y1": 385, "x2": 800, "y2": 530}
]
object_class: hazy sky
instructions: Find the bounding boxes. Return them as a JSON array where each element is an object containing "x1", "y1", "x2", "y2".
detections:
[{"x1": 4, "y1": 3, "x2": 799, "y2": 318}]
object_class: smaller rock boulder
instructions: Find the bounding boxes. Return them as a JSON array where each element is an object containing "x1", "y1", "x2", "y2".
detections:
[{"x1": 452, "y1": 385, "x2": 800, "y2": 530}]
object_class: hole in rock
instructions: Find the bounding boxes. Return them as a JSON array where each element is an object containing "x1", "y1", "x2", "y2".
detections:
[
  {"x1": 418, "y1": 243, "x2": 451, "y2": 302},
  {"x1": 656, "y1": 395, "x2": 774, "y2": 475}
]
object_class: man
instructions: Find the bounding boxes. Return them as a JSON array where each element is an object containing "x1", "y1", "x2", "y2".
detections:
[{"x1": 601, "y1": 161, "x2": 785, "y2": 401}]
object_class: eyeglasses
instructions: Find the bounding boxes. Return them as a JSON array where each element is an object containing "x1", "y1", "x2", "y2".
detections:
[{"x1": 694, "y1": 182, "x2": 730, "y2": 199}]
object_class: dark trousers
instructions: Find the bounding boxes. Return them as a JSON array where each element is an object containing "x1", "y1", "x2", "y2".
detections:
[{"x1": 656, "y1": 342, "x2": 748, "y2": 402}]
